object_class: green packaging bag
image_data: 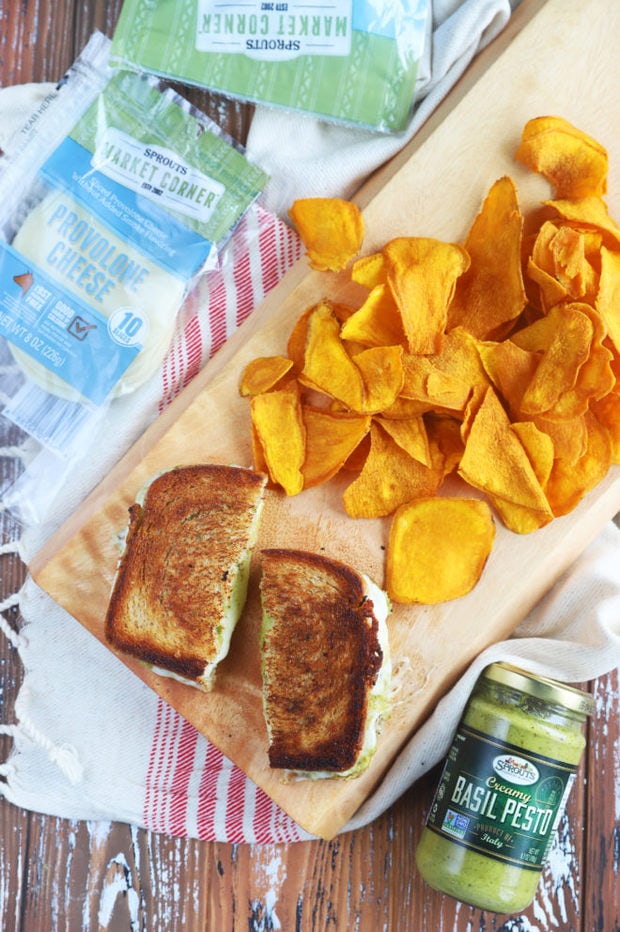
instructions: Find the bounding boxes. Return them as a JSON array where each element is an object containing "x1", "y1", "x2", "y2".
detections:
[{"x1": 111, "y1": 1, "x2": 430, "y2": 133}]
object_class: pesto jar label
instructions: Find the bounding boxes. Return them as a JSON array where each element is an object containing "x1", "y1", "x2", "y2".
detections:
[{"x1": 425, "y1": 725, "x2": 577, "y2": 870}]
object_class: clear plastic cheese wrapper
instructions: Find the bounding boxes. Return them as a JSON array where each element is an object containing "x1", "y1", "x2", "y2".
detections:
[
  {"x1": 110, "y1": 0, "x2": 430, "y2": 134},
  {"x1": 0, "y1": 31, "x2": 269, "y2": 524}
]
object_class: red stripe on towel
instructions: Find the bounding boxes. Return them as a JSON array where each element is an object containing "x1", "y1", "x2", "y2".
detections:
[
  {"x1": 195, "y1": 742, "x2": 226, "y2": 841},
  {"x1": 168, "y1": 716, "x2": 200, "y2": 836},
  {"x1": 223, "y1": 765, "x2": 249, "y2": 843}
]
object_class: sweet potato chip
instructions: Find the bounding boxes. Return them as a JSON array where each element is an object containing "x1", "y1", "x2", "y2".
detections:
[
  {"x1": 596, "y1": 246, "x2": 620, "y2": 353},
  {"x1": 592, "y1": 390, "x2": 620, "y2": 463},
  {"x1": 569, "y1": 304, "x2": 615, "y2": 404},
  {"x1": 300, "y1": 302, "x2": 365, "y2": 410},
  {"x1": 386, "y1": 497, "x2": 495, "y2": 604},
  {"x1": 343, "y1": 432, "x2": 371, "y2": 471},
  {"x1": 544, "y1": 412, "x2": 612, "y2": 515},
  {"x1": 485, "y1": 495, "x2": 553, "y2": 536},
  {"x1": 286, "y1": 304, "x2": 315, "y2": 372},
  {"x1": 288, "y1": 301, "x2": 354, "y2": 371},
  {"x1": 516, "y1": 116, "x2": 608, "y2": 198},
  {"x1": 457, "y1": 387, "x2": 553, "y2": 533},
  {"x1": 299, "y1": 302, "x2": 404, "y2": 413},
  {"x1": 426, "y1": 415, "x2": 465, "y2": 476},
  {"x1": 251, "y1": 381, "x2": 305, "y2": 495},
  {"x1": 514, "y1": 303, "x2": 614, "y2": 419},
  {"x1": 289, "y1": 197, "x2": 364, "y2": 272},
  {"x1": 239, "y1": 355, "x2": 294, "y2": 396},
  {"x1": 548, "y1": 225, "x2": 592, "y2": 292},
  {"x1": 448, "y1": 176, "x2": 527, "y2": 339},
  {"x1": 400, "y1": 353, "x2": 471, "y2": 413},
  {"x1": 354, "y1": 344, "x2": 405, "y2": 414},
  {"x1": 380, "y1": 396, "x2": 431, "y2": 419},
  {"x1": 511, "y1": 421, "x2": 555, "y2": 488},
  {"x1": 477, "y1": 339, "x2": 539, "y2": 418},
  {"x1": 399, "y1": 327, "x2": 488, "y2": 415},
  {"x1": 351, "y1": 252, "x2": 387, "y2": 289},
  {"x1": 340, "y1": 283, "x2": 406, "y2": 347},
  {"x1": 532, "y1": 413, "x2": 587, "y2": 465},
  {"x1": 343, "y1": 422, "x2": 443, "y2": 519},
  {"x1": 526, "y1": 254, "x2": 568, "y2": 311},
  {"x1": 547, "y1": 197, "x2": 620, "y2": 247},
  {"x1": 376, "y1": 415, "x2": 432, "y2": 467},
  {"x1": 519, "y1": 304, "x2": 594, "y2": 417},
  {"x1": 384, "y1": 236, "x2": 470, "y2": 354},
  {"x1": 434, "y1": 327, "x2": 491, "y2": 395},
  {"x1": 528, "y1": 220, "x2": 598, "y2": 309},
  {"x1": 301, "y1": 406, "x2": 371, "y2": 489}
]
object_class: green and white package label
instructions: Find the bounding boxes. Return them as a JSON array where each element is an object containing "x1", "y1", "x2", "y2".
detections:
[
  {"x1": 64, "y1": 70, "x2": 268, "y2": 268},
  {"x1": 196, "y1": 1, "x2": 353, "y2": 60},
  {"x1": 111, "y1": 0, "x2": 430, "y2": 132},
  {"x1": 92, "y1": 127, "x2": 226, "y2": 225}
]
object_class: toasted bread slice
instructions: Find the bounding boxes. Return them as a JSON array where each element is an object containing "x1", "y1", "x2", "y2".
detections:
[
  {"x1": 105, "y1": 464, "x2": 267, "y2": 690},
  {"x1": 259, "y1": 549, "x2": 391, "y2": 779}
]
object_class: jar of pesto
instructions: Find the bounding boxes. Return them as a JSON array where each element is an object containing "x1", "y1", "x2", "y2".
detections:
[{"x1": 415, "y1": 662, "x2": 594, "y2": 914}]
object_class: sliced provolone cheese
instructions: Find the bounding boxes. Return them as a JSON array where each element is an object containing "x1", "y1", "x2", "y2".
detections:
[{"x1": 11, "y1": 189, "x2": 185, "y2": 401}]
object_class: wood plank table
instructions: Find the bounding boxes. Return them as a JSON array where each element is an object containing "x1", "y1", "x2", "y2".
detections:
[{"x1": 1, "y1": 1, "x2": 618, "y2": 928}]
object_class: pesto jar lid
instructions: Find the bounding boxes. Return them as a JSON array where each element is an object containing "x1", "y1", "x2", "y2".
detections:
[{"x1": 481, "y1": 662, "x2": 595, "y2": 716}]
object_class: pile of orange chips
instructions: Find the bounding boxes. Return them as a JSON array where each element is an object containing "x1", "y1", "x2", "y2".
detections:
[{"x1": 240, "y1": 116, "x2": 620, "y2": 604}]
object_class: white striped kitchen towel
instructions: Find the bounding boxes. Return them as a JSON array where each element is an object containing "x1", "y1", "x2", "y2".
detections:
[{"x1": 144, "y1": 700, "x2": 309, "y2": 842}]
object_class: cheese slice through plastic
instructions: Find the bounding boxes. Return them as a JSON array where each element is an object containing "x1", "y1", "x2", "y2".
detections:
[{"x1": 10, "y1": 188, "x2": 185, "y2": 401}]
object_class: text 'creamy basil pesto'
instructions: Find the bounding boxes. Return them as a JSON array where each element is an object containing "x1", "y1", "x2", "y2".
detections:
[
  {"x1": 415, "y1": 662, "x2": 594, "y2": 914},
  {"x1": 111, "y1": 0, "x2": 430, "y2": 133}
]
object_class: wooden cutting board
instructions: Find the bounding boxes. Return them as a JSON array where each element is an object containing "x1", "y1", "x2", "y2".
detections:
[{"x1": 31, "y1": 0, "x2": 620, "y2": 839}]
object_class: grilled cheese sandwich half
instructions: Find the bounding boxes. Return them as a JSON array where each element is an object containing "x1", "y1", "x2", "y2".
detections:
[
  {"x1": 259, "y1": 548, "x2": 392, "y2": 780},
  {"x1": 105, "y1": 464, "x2": 267, "y2": 690}
]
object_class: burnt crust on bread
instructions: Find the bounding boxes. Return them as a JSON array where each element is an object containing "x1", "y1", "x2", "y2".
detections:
[
  {"x1": 260, "y1": 548, "x2": 384, "y2": 773},
  {"x1": 105, "y1": 464, "x2": 266, "y2": 684}
]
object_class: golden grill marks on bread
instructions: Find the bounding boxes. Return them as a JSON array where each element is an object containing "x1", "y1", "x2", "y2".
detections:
[
  {"x1": 105, "y1": 464, "x2": 267, "y2": 691},
  {"x1": 259, "y1": 549, "x2": 392, "y2": 779}
]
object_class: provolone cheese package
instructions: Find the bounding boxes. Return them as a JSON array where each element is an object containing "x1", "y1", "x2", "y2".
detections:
[
  {"x1": 110, "y1": 0, "x2": 430, "y2": 134},
  {"x1": 0, "y1": 32, "x2": 267, "y2": 453}
]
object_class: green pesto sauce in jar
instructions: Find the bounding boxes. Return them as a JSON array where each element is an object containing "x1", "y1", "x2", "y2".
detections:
[{"x1": 415, "y1": 662, "x2": 594, "y2": 914}]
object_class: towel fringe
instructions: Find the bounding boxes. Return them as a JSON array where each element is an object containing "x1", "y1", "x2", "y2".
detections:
[
  {"x1": 0, "y1": 538, "x2": 27, "y2": 560},
  {"x1": 0, "y1": 591, "x2": 25, "y2": 650},
  {"x1": 0, "y1": 443, "x2": 30, "y2": 460},
  {"x1": 2, "y1": 692, "x2": 84, "y2": 784},
  {"x1": 0, "y1": 539, "x2": 28, "y2": 650},
  {"x1": 0, "y1": 576, "x2": 82, "y2": 785},
  {"x1": 0, "y1": 728, "x2": 18, "y2": 783}
]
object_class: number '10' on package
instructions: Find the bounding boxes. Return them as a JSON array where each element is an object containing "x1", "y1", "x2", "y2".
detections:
[
  {"x1": 0, "y1": 31, "x2": 268, "y2": 464},
  {"x1": 110, "y1": 1, "x2": 430, "y2": 134}
]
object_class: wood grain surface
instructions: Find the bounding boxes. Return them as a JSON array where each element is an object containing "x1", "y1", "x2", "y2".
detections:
[
  {"x1": 29, "y1": 0, "x2": 620, "y2": 840},
  {"x1": 1, "y1": 0, "x2": 619, "y2": 928}
]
